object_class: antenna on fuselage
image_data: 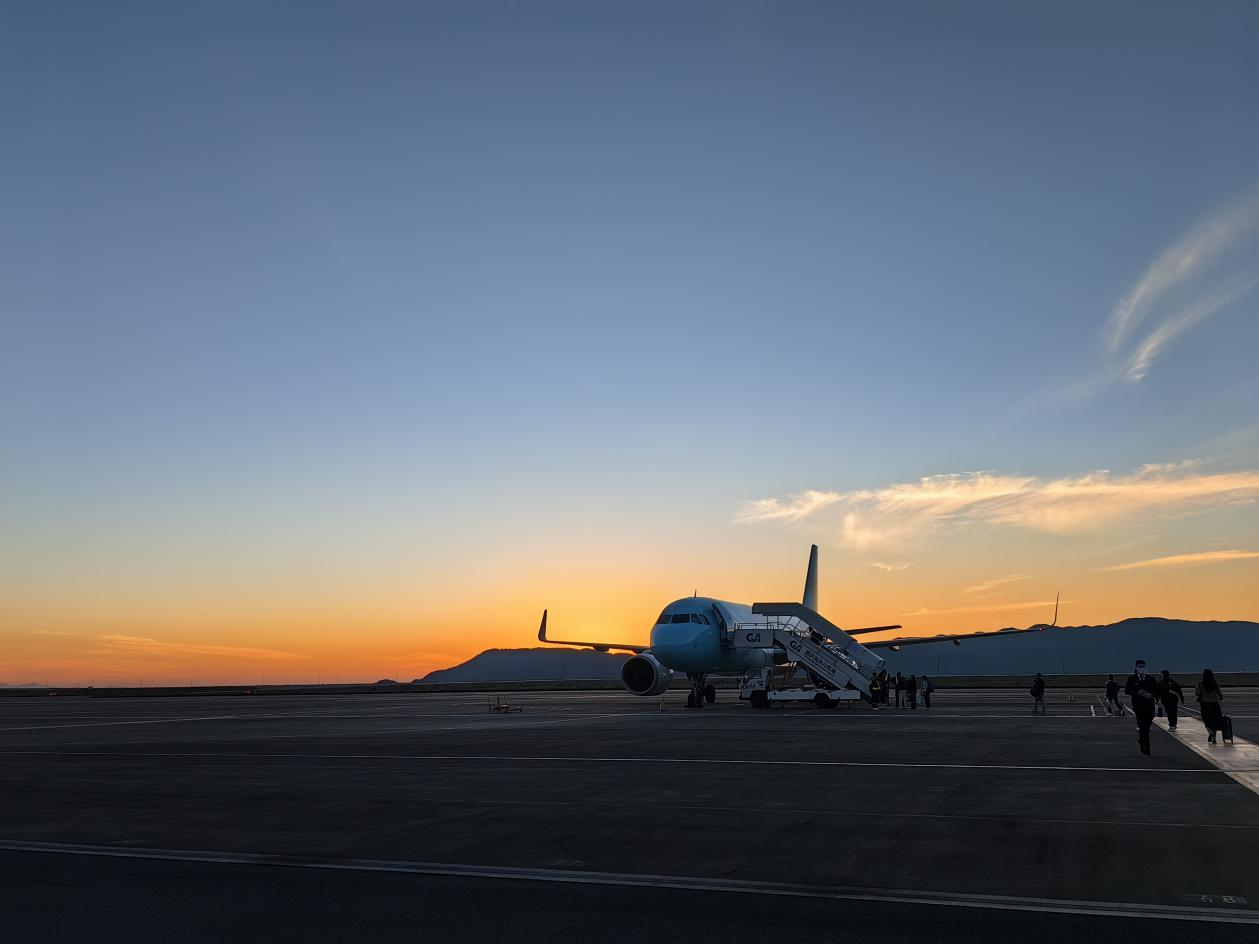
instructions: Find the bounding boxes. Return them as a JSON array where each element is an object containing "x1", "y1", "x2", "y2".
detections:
[{"x1": 802, "y1": 544, "x2": 819, "y2": 611}]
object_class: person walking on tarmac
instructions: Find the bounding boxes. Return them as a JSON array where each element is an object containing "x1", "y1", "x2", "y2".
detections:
[
  {"x1": 869, "y1": 674, "x2": 883, "y2": 709},
  {"x1": 879, "y1": 669, "x2": 891, "y2": 705},
  {"x1": 1104, "y1": 674, "x2": 1124, "y2": 716},
  {"x1": 907, "y1": 674, "x2": 918, "y2": 709},
  {"x1": 921, "y1": 675, "x2": 934, "y2": 709},
  {"x1": 1158, "y1": 670, "x2": 1184, "y2": 732},
  {"x1": 893, "y1": 672, "x2": 904, "y2": 708},
  {"x1": 1194, "y1": 669, "x2": 1226, "y2": 744},
  {"x1": 1125, "y1": 659, "x2": 1160, "y2": 755},
  {"x1": 1030, "y1": 673, "x2": 1046, "y2": 714}
]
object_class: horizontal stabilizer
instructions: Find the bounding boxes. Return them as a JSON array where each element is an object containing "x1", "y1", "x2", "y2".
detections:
[{"x1": 847, "y1": 624, "x2": 902, "y2": 636}]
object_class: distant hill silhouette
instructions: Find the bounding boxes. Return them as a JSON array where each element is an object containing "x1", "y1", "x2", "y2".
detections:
[
  {"x1": 421, "y1": 647, "x2": 629, "y2": 683},
  {"x1": 880, "y1": 618, "x2": 1259, "y2": 676},
  {"x1": 425, "y1": 619, "x2": 1259, "y2": 682}
]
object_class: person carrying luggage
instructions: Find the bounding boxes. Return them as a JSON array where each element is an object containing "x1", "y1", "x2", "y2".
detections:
[
  {"x1": 1194, "y1": 669, "x2": 1227, "y2": 745},
  {"x1": 1030, "y1": 673, "x2": 1046, "y2": 714}
]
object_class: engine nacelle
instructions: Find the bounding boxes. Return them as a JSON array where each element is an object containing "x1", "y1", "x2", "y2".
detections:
[{"x1": 620, "y1": 653, "x2": 674, "y2": 696}]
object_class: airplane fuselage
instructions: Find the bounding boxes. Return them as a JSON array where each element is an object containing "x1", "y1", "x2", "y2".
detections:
[{"x1": 648, "y1": 596, "x2": 770, "y2": 674}]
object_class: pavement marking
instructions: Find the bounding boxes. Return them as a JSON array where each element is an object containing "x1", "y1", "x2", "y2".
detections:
[
  {"x1": 1157, "y1": 719, "x2": 1259, "y2": 797},
  {"x1": 297, "y1": 792, "x2": 1259, "y2": 831},
  {"x1": 0, "y1": 749, "x2": 1238, "y2": 775},
  {"x1": 0, "y1": 715, "x2": 239, "y2": 732},
  {"x1": 0, "y1": 839, "x2": 1255, "y2": 925}
]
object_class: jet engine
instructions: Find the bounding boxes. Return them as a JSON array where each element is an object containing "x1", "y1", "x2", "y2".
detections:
[{"x1": 620, "y1": 653, "x2": 674, "y2": 696}]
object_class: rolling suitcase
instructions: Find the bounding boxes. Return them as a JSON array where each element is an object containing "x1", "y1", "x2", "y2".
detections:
[{"x1": 1222, "y1": 715, "x2": 1234, "y2": 743}]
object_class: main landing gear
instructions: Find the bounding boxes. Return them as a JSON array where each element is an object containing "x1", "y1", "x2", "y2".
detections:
[{"x1": 686, "y1": 674, "x2": 717, "y2": 708}]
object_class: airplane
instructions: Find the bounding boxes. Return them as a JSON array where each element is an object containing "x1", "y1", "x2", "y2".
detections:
[{"x1": 538, "y1": 545, "x2": 1057, "y2": 708}]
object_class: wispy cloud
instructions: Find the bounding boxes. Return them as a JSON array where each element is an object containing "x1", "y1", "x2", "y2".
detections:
[
  {"x1": 1122, "y1": 277, "x2": 1259, "y2": 382},
  {"x1": 99, "y1": 635, "x2": 307, "y2": 661},
  {"x1": 735, "y1": 489, "x2": 841, "y2": 523},
  {"x1": 964, "y1": 574, "x2": 1028, "y2": 594},
  {"x1": 865, "y1": 561, "x2": 912, "y2": 572},
  {"x1": 1103, "y1": 549, "x2": 1259, "y2": 571},
  {"x1": 1105, "y1": 187, "x2": 1259, "y2": 383},
  {"x1": 902, "y1": 600, "x2": 1061, "y2": 617},
  {"x1": 737, "y1": 462, "x2": 1259, "y2": 548}
]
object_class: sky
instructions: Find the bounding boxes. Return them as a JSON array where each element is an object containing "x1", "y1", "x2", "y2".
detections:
[{"x1": 3, "y1": 1, "x2": 1258, "y2": 685}]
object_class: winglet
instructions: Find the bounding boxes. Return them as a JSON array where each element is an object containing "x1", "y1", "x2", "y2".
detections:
[
  {"x1": 538, "y1": 609, "x2": 548, "y2": 642},
  {"x1": 802, "y1": 544, "x2": 819, "y2": 612}
]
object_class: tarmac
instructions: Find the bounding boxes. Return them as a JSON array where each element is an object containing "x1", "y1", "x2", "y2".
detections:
[{"x1": 2, "y1": 687, "x2": 1258, "y2": 942}]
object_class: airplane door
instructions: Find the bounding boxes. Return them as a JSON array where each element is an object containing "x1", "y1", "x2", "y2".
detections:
[{"x1": 711, "y1": 602, "x2": 732, "y2": 645}]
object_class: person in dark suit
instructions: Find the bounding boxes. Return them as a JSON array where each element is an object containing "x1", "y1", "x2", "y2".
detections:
[
  {"x1": 1125, "y1": 659, "x2": 1160, "y2": 755},
  {"x1": 1158, "y1": 670, "x2": 1184, "y2": 732}
]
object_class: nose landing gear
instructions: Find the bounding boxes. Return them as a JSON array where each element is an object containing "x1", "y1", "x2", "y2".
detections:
[{"x1": 685, "y1": 674, "x2": 716, "y2": 708}]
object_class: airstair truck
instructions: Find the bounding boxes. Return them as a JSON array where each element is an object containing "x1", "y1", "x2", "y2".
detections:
[{"x1": 735, "y1": 602, "x2": 885, "y2": 709}]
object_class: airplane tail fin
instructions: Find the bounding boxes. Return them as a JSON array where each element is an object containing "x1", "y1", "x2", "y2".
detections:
[{"x1": 802, "y1": 544, "x2": 819, "y2": 611}]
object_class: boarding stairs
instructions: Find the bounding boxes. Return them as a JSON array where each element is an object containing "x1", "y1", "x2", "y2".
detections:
[{"x1": 729, "y1": 602, "x2": 885, "y2": 698}]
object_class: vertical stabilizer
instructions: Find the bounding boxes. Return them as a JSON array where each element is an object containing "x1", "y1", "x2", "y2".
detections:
[{"x1": 802, "y1": 544, "x2": 819, "y2": 611}]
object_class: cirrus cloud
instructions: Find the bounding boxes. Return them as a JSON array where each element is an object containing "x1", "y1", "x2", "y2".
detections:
[
  {"x1": 735, "y1": 462, "x2": 1259, "y2": 548},
  {"x1": 1103, "y1": 549, "x2": 1259, "y2": 571},
  {"x1": 1105, "y1": 187, "x2": 1259, "y2": 384},
  {"x1": 99, "y1": 635, "x2": 306, "y2": 661}
]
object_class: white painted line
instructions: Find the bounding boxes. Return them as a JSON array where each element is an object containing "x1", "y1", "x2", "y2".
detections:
[
  {"x1": 1157, "y1": 719, "x2": 1259, "y2": 797},
  {"x1": 0, "y1": 716, "x2": 239, "y2": 732},
  {"x1": 0, "y1": 749, "x2": 1238, "y2": 775},
  {"x1": 0, "y1": 839, "x2": 1255, "y2": 924}
]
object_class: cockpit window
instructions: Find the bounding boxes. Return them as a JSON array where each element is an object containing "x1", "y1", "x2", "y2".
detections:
[
  {"x1": 670, "y1": 614, "x2": 691, "y2": 623},
  {"x1": 691, "y1": 613, "x2": 710, "y2": 624},
  {"x1": 656, "y1": 611, "x2": 671, "y2": 624}
]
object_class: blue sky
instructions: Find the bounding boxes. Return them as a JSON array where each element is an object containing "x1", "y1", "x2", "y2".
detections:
[{"x1": 3, "y1": 2, "x2": 1258, "y2": 681}]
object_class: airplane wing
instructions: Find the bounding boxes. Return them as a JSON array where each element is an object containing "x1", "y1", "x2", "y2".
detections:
[
  {"x1": 862, "y1": 593, "x2": 1059, "y2": 651},
  {"x1": 536, "y1": 610, "x2": 647, "y2": 654},
  {"x1": 864, "y1": 623, "x2": 1048, "y2": 651}
]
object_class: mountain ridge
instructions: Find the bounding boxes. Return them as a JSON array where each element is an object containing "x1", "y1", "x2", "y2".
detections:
[{"x1": 423, "y1": 617, "x2": 1259, "y2": 682}]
